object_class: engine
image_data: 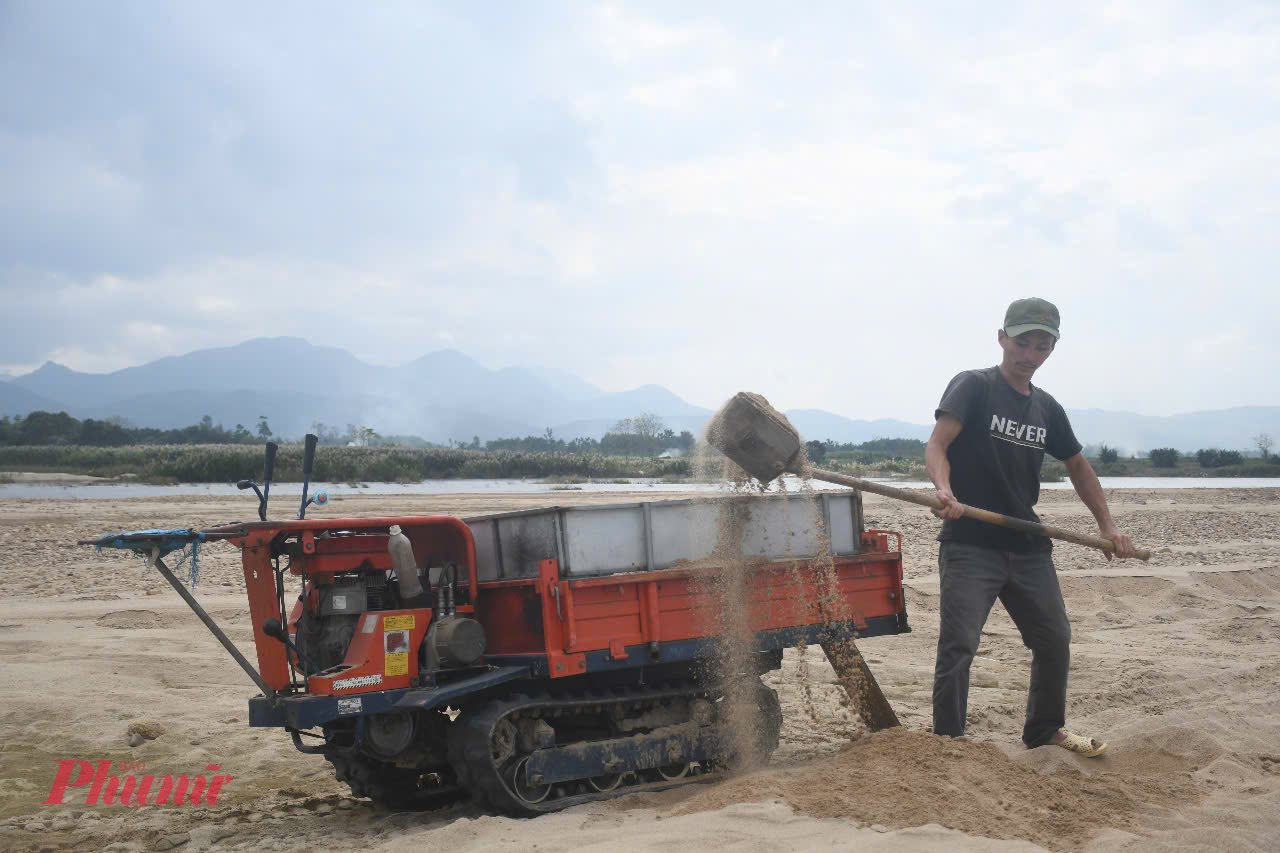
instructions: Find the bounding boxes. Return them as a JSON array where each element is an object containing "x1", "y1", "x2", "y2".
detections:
[
  {"x1": 292, "y1": 563, "x2": 485, "y2": 676},
  {"x1": 293, "y1": 572, "x2": 392, "y2": 672}
]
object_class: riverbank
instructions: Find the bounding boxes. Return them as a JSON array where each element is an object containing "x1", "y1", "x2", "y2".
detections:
[
  {"x1": 0, "y1": 471, "x2": 119, "y2": 484},
  {"x1": 0, "y1": 486, "x2": 1277, "y2": 850},
  {"x1": 3, "y1": 474, "x2": 1280, "y2": 501},
  {"x1": 0, "y1": 445, "x2": 694, "y2": 484}
]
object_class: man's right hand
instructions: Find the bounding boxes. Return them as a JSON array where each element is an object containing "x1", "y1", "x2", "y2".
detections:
[{"x1": 933, "y1": 487, "x2": 965, "y2": 520}]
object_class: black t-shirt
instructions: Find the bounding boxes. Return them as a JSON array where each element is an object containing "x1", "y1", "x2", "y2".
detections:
[{"x1": 935, "y1": 366, "x2": 1082, "y2": 552}]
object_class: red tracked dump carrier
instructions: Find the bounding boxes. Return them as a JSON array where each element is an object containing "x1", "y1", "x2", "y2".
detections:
[
  {"x1": 228, "y1": 492, "x2": 908, "y2": 813},
  {"x1": 89, "y1": 489, "x2": 908, "y2": 815}
]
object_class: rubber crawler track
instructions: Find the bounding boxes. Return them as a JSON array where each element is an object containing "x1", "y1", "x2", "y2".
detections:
[
  {"x1": 447, "y1": 679, "x2": 782, "y2": 816},
  {"x1": 325, "y1": 752, "x2": 464, "y2": 810}
]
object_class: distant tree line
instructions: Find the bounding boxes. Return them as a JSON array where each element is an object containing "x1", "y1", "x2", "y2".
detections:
[
  {"x1": 0, "y1": 409, "x2": 702, "y2": 457},
  {"x1": 1148, "y1": 447, "x2": 1276, "y2": 468},
  {"x1": 1089, "y1": 434, "x2": 1278, "y2": 470},
  {"x1": 1137, "y1": 443, "x2": 1279, "y2": 469},
  {"x1": 0, "y1": 411, "x2": 271, "y2": 446},
  {"x1": 1195, "y1": 448, "x2": 1243, "y2": 468},
  {"x1": 472, "y1": 414, "x2": 696, "y2": 458},
  {"x1": 307, "y1": 421, "x2": 439, "y2": 448},
  {"x1": 806, "y1": 437, "x2": 928, "y2": 465},
  {"x1": 11, "y1": 407, "x2": 1273, "y2": 477},
  {"x1": 0, "y1": 443, "x2": 693, "y2": 483}
]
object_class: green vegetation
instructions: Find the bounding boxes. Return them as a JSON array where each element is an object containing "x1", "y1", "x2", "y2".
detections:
[
  {"x1": 823, "y1": 437, "x2": 927, "y2": 464},
  {"x1": 0, "y1": 444, "x2": 692, "y2": 483},
  {"x1": 483, "y1": 415, "x2": 695, "y2": 458},
  {"x1": 1089, "y1": 452, "x2": 1280, "y2": 478},
  {"x1": 822, "y1": 456, "x2": 928, "y2": 480},
  {"x1": 0, "y1": 411, "x2": 263, "y2": 446},
  {"x1": 4, "y1": 410, "x2": 1275, "y2": 484},
  {"x1": 1197, "y1": 448, "x2": 1243, "y2": 468},
  {"x1": 807, "y1": 437, "x2": 929, "y2": 478},
  {"x1": 0, "y1": 410, "x2": 696, "y2": 484},
  {"x1": 1040, "y1": 458, "x2": 1067, "y2": 482}
]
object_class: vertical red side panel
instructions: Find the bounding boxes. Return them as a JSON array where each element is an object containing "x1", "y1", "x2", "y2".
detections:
[
  {"x1": 242, "y1": 542, "x2": 290, "y2": 691},
  {"x1": 538, "y1": 559, "x2": 586, "y2": 677}
]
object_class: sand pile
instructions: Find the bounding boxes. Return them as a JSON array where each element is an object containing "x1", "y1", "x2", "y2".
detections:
[
  {"x1": 673, "y1": 726, "x2": 1199, "y2": 851},
  {"x1": 96, "y1": 609, "x2": 164, "y2": 629},
  {"x1": 2, "y1": 487, "x2": 1278, "y2": 851}
]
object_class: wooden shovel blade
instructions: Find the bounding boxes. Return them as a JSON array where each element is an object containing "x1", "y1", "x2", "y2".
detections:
[{"x1": 821, "y1": 639, "x2": 900, "y2": 731}]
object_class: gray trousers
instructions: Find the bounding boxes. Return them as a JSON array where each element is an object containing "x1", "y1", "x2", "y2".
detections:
[{"x1": 932, "y1": 541, "x2": 1071, "y2": 747}]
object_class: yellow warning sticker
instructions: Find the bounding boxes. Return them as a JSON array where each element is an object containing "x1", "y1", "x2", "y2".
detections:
[
  {"x1": 384, "y1": 614, "x2": 414, "y2": 631},
  {"x1": 385, "y1": 652, "x2": 408, "y2": 676}
]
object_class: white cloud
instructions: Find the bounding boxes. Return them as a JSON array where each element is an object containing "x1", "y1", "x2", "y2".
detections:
[
  {"x1": 3, "y1": 1, "x2": 1278, "y2": 421},
  {"x1": 627, "y1": 67, "x2": 737, "y2": 110},
  {"x1": 607, "y1": 140, "x2": 962, "y2": 222},
  {"x1": 588, "y1": 4, "x2": 727, "y2": 63}
]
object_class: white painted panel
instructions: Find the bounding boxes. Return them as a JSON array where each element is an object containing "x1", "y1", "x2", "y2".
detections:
[{"x1": 562, "y1": 507, "x2": 647, "y2": 575}]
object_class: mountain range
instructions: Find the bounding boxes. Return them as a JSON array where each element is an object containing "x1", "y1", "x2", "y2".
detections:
[{"x1": 1, "y1": 337, "x2": 1276, "y2": 454}]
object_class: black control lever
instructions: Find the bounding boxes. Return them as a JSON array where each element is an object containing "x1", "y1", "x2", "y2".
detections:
[
  {"x1": 262, "y1": 618, "x2": 318, "y2": 674},
  {"x1": 261, "y1": 441, "x2": 278, "y2": 522},
  {"x1": 236, "y1": 479, "x2": 264, "y2": 504},
  {"x1": 234, "y1": 439, "x2": 278, "y2": 521},
  {"x1": 298, "y1": 433, "x2": 318, "y2": 520}
]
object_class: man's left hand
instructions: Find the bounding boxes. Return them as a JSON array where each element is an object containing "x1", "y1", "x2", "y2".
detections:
[{"x1": 1100, "y1": 526, "x2": 1136, "y2": 560}]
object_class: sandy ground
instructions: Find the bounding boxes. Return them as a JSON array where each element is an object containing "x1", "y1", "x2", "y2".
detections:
[
  {"x1": 0, "y1": 486, "x2": 1277, "y2": 852},
  {"x1": 0, "y1": 472, "x2": 118, "y2": 484}
]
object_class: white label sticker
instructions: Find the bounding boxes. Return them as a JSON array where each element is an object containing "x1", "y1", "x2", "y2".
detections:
[
  {"x1": 337, "y1": 697, "x2": 362, "y2": 715},
  {"x1": 332, "y1": 594, "x2": 347, "y2": 610},
  {"x1": 361, "y1": 614, "x2": 379, "y2": 634},
  {"x1": 332, "y1": 674, "x2": 382, "y2": 691}
]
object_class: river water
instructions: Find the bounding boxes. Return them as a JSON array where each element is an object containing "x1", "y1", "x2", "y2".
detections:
[{"x1": 2, "y1": 476, "x2": 1278, "y2": 501}]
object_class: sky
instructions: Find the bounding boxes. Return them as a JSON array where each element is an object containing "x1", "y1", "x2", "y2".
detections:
[{"x1": 2, "y1": 1, "x2": 1277, "y2": 422}]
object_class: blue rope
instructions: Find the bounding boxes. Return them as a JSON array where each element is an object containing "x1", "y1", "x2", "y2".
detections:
[
  {"x1": 94, "y1": 528, "x2": 206, "y2": 588},
  {"x1": 169, "y1": 538, "x2": 201, "y2": 588}
]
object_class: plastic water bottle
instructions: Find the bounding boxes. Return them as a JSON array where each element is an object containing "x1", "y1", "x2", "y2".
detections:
[{"x1": 388, "y1": 525, "x2": 423, "y2": 600}]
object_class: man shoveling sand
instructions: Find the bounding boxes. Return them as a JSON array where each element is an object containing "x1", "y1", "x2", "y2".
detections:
[{"x1": 926, "y1": 297, "x2": 1137, "y2": 757}]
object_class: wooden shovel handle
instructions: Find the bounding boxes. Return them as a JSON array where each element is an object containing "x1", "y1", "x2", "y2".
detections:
[{"x1": 808, "y1": 467, "x2": 1151, "y2": 561}]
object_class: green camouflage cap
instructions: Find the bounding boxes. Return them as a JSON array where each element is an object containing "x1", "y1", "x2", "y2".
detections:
[{"x1": 1003, "y1": 297, "x2": 1060, "y2": 339}]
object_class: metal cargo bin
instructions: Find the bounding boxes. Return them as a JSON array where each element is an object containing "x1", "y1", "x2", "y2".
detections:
[{"x1": 466, "y1": 491, "x2": 864, "y2": 581}]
